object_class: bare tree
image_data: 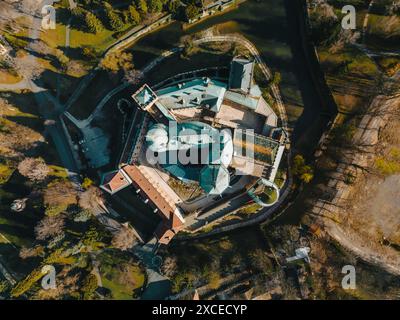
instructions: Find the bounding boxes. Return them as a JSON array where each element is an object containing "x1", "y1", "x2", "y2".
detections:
[
  {"x1": 18, "y1": 157, "x2": 49, "y2": 182},
  {"x1": 111, "y1": 223, "x2": 137, "y2": 251},
  {"x1": 161, "y1": 256, "x2": 178, "y2": 278},
  {"x1": 123, "y1": 69, "x2": 144, "y2": 85},
  {"x1": 44, "y1": 179, "x2": 78, "y2": 216},
  {"x1": 13, "y1": 54, "x2": 44, "y2": 80},
  {"x1": 79, "y1": 186, "x2": 103, "y2": 211},
  {"x1": 35, "y1": 214, "x2": 65, "y2": 240},
  {"x1": 19, "y1": 245, "x2": 43, "y2": 259},
  {"x1": 29, "y1": 40, "x2": 52, "y2": 56}
]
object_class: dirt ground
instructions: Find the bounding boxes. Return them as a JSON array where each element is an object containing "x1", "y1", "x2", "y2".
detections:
[{"x1": 344, "y1": 115, "x2": 400, "y2": 245}]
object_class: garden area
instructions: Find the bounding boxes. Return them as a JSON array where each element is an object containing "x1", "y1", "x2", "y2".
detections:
[{"x1": 97, "y1": 249, "x2": 146, "y2": 300}]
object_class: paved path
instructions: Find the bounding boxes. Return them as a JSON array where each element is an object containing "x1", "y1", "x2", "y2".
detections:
[
  {"x1": 21, "y1": 13, "x2": 80, "y2": 176},
  {"x1": 64, "y1": 47, "x2": 181, "y2": 129}
]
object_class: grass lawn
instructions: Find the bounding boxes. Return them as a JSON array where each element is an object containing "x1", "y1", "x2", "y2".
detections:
[
  {"x1": 40, "y1": 23, "x2": 67, "y2": 48},
  {"x1": 0, "y1": 164, "x2": 14, "y2": 185},
  {"x1": 69, "y1": 28, "x2": 115, "y2": 53},
  {"x1": 97, "y1": 249, "x2": 146, "y2": 300},
  {"x1": 319, "y1": 46, "x2": 379, "y2": 79},
  {"x1": 0, "y1": 70, "x2": 22, "y2": 85}
]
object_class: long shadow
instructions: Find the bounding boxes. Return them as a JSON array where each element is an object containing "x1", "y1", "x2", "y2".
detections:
[
  {"x1": 0, "y1": 243, "x2": 39, "y2": 276},
  {"x1": 283, "y1": 0, "x2": 337, "y2": 156}
]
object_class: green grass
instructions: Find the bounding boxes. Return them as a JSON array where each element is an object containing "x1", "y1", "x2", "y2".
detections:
[
  {"x1": 97, "y1": 250, "x2": 146, "y2": 300},
  {"x1": 0, "y1": 164, "x2": 14, "y2": 185},
  {"x1": 319, "y1": 46, "x2": 379, "y2": 79},
  {"x1": 101, "y1": 264, "x2": 145, "y2": 300},
  {"x1": 238, "y1": 203, "x2": 262, "y2": 216},
  {"x1": 48, "y1": 165, "x2": 68, "y2": 179},
  {"x1": 40, "y1": 23, "x2": 67, "y2": 48},
  {"x1": 70, "y1": 28, "x2": 115, "y2": 52}
]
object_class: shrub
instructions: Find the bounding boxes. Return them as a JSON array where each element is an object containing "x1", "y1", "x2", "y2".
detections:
[
  {"x1": 292, "y1": 155, "x2": 314, "y2": 183},
  {"x1": 11, "y1": 268, "x2": 43, "y2": 298},
  {"x1": 85, "y1": 12, "x2": 104, "y2": 33},
  {"x1": 81, "y1": 274, "x2": 98, "y2": 299}
]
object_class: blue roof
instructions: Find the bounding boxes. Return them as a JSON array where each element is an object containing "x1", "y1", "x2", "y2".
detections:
[
  {"x1": 229, "y1": 58, "x2": 254, "y2": 93},
  {"x1": 200, "y1": 165, "x2": 230, "y2": 195},
  {"x1": 133, "y1": 84, "x2": 157, "y2": 107},
  {"x1": 156, "y1": 78, "x2": 227, "y2": 112},
  {"x1": 224, "y1": 84, "x2": 263, "y2": 110}
]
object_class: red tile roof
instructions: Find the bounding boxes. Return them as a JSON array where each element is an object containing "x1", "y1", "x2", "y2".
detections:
[
  {"x1": 154, "y1": 222, "x2": 176, "y2": 245},
  {"x1": 123, "y1": 165, "x2": 184, "y2": 231},
  {"x1": 101, "y1": 170, "x2": 130, "y2": 194}
]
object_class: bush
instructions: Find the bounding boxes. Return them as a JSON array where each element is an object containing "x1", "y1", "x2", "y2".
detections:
[
  {"x1": 101, "y1": 51, "x2": 134, "y2": 73},
  {"x1": 184, "y1": 4, "x2": 199, "y2": 21},
  {"x1": 292, "y1": 155, "x2": 314, "y2": 183},
  {"x1": 104, "y1": 3, "x2": 124, "y2": 30},
  {"x1": 11, "y1": 268, "x2": 43, "y2": 298},
  {"x1": 167, "y1": 0, "x2": 180, "y2": 15},
  {"x1": 85, "y1": 12, "x2": 104, "y2": 33},
  {"x1": 81, "y1": 274, "x2": 98, "y2": 299},
  {"x1": 207, "y1": 271, "x2": 220, "y2": 290},
  {"x1": 128, "y1": 5, "x2": 141, "y2": 25},
  {"x1": 375, "y1": 157, "x2": 400, "y2": 175}
]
